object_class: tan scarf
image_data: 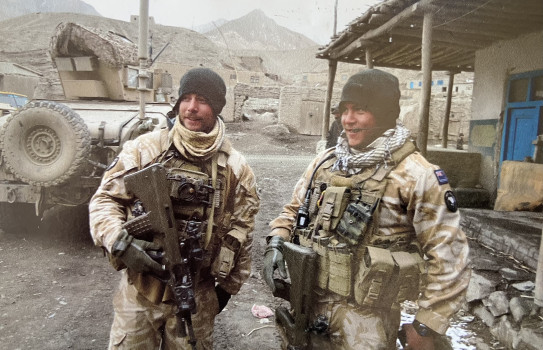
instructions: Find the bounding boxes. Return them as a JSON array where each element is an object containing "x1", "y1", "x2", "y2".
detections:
[{"x1": 169, "y1": 117, "x2": 225, "y2": 161}]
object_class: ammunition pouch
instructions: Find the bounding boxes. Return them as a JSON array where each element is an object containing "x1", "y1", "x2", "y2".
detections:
[
  {"x1": 354, "y1": 246, "x2": 395, "y2": 307},
  {"x1": 312, "y1": 234, "x2": 330, "y2": 290},
  {"x1": 327, "y1": 243, "x2": 352, "y2": 297},
  {"x1": 392, "y1": 250, "x2": 425, "y2": 303},
  {"x1": 315, "y1": 186, "x2": 350, "y2": 232},
  {"x1": 211, "y1": 229, "x2": 245, "y2": 281},
  {"x1": 353, "y1": 246, "x2": 425, "y2": 309}
]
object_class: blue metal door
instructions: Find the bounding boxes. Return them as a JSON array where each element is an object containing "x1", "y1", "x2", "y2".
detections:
[
  {"x1": 505, "y1": 107, "x2": 539, "y2": 161},
  {"x1": 501, "y1": 70, "x2": 543, "y2": 164}
]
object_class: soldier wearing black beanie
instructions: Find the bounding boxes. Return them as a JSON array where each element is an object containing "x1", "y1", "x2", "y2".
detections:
[
  {"x1": 339, "y1": 68, "x2": 400, "y2": 129},
  {"x1": 169, "y1": 68, "x2": 227, "y2": 118}
]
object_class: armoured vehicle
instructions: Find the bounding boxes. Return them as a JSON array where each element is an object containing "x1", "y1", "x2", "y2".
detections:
[{"x1": 0, "y1": 18, "x2": 174, "y2": 234}]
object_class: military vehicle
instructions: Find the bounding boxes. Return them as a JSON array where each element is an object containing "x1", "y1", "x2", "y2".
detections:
[{"x1": 0, "y1": 11, "x2": 174, "y2": 234}]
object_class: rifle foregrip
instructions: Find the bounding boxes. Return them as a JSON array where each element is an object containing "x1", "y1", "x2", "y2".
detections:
[{"x1": 122, "y1": 212, "x2": 153, "y2": 238}]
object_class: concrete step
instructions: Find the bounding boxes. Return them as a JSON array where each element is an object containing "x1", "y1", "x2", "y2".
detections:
[{"x1": 460, "y1": 208, "x2": 542, "y2": 270}]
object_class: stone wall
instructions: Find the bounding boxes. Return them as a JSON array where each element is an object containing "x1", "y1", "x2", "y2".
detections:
[
  {"x1": 232, "y1": 83, "x2": 280, "y2": 122},
  {"x1": 278, "y1": 86, "x2": 341, "y2": 134}
]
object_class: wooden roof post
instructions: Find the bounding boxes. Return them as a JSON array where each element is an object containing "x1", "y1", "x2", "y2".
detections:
[
  {"x1": 417, "y1": 9, "x2": 434, "y2": 156},
  {"x1": 441, "y1": 71, "x2": 456, "y2": 148},
  {"x1": 322, "y1": 59, "x2": 338, "y2": 141}
]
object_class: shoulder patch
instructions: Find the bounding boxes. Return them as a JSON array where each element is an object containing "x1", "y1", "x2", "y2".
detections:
[
  {"x1": 444, "y1": 190, "x2": 458, "y2": 212},
  {"x1": 434, "y1": 169, "x2": 449, "y2": 185},
  {"x1": 106, "y1": 157, "x2": 119, "y2": 171}
]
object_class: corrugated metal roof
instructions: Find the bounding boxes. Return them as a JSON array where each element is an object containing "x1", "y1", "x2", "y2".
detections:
[{"x1": 316, "y1": 0, "x2": 543, "y2": 72}]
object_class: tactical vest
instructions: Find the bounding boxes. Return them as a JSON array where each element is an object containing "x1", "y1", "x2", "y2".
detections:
[
  {"x1": 125, "y1": 147, "x2": 245, "y2": 304},
  {"x1": 294, "y1": 142, "x2": 425, "y2": 309}
]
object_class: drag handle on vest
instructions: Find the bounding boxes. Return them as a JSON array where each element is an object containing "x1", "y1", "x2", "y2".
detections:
[
  {"x1": 124, "y1": 164, "x2": 197, "y2": 348},
  {"x1": 273, "y1": 242, "x2": 317, "y2": 349}
]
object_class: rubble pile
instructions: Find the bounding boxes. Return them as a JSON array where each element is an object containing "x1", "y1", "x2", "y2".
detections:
[{"x1": 465, "y1": 255, "x2": 542, "y2": 350}]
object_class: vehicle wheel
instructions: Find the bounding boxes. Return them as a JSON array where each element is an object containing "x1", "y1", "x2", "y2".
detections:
[
  {"x1": 0, "y1": 101, "x2": 91, "y2": 187},
  {"x1": 0, "y1": 203, "x2": 41, "y2": 234}
]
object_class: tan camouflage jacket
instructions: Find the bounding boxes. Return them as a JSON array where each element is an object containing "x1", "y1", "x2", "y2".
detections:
[
  {"x1": 89, "y1": 128, "x2": 260, "y2": 296},
  {"x1": 269, "y1": 148, "x2": 470, "y2": 335}
]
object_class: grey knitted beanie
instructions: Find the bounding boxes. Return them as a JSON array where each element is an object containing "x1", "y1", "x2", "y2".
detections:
[
  {"x1": 178, "y1": 68, "x2": 226, "y2": 115},
  {"x1": 340, "y1": 69, "x2": 400, "y2": 126}
]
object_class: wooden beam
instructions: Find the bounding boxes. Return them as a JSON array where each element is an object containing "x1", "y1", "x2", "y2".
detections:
[
  {"x1": 441, "y1": 72, "x2": 455, "y2": 148},
  {"x1": 331, "y1": 0, "x2": 435, "y2": 59},
  {"x1": 417, "y1": 9, "x2": 434, "y2": 156},
  {"x1": 322, "y1": 60, "x2": 338, "y2": 141}
]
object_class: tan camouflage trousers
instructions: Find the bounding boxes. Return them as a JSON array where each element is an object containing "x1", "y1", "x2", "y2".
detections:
[
  {"x1": 108, "y1": 271, "x2": 218, "y2": 350},
  {"x1": 307, "y1": 298, "x2": 401, "y2": 350}
]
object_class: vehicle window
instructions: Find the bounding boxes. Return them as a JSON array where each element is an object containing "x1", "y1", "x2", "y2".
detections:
[
  {"x1": 0, "y1": 94, "x2": 15, "y2": 106},
  {"x1": 13, "y1": 95, "x2": 28, "y2": 107},
  {"x1": 0, "y1": 92, "x2": 28, "y2": 108}
]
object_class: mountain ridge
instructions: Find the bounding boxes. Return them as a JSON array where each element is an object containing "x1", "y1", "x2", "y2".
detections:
[{"x1": 204, "y1": 9, "x2": 317, "y2": 51}]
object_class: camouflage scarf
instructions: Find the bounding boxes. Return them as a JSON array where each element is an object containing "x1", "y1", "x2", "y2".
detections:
[
  {"x1": 170, "y1": 117, "x2": 225, "y2": 161},
  {"x1": 332, "y1": 123, "x2": 411, "y2": 175}
]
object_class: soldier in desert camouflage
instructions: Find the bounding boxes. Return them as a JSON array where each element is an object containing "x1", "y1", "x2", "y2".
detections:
[
  {"x1": 263, "y1": 69, "x2": 470, "y2": 350},
  {"x1": 89, "y1": 68, "x2": 259, "y2": 350}
]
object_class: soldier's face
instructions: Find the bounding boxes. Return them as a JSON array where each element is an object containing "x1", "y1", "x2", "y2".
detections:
[
  {"x1": 178, "y1": 93, "x2": 216, "y2": 133},
  {"x1": 341, "y1": 103, "x2": 379, "y2": 150}
]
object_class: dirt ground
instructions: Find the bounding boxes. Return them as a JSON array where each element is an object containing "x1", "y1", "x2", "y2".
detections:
[
  {"x1": 0, "y1": 120, "x2": 318, "y2": 350},
  {"x1": 0, "y1": 120, "x2": 498, "y2": 349}
]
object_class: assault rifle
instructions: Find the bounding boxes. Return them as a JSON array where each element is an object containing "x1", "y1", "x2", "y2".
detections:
[
  {"x1": 272, "y1": 242, "x2": 318, "y2": 350},
  {"x1": 123, "y1": 163, "x2": 198, "y2": 349}
]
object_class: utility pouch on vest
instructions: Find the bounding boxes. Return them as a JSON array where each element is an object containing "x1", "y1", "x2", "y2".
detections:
[
  {"x1": 391, "y1": 251, "x2": 424, "y2": 303},
  {"x1": 327, "y1": 243, "x2": 352, "y2": 297},
  {"x1": 354, "y1": 246, "x2": 395, "y2": 308},
  {"x1": 336, "y1": 199, "x2": 378, "y2": 245},
  {"x1": 312, "y1": 234, "x2": 330, "y2": 290},
  {"x1": 316, "y1": 187, "x2": 350, "y2": 232},
  {"x1": 308, "y1": 185, "x2": 324, "y2": 216},
  {"x1": 211, "y1": 229, "x2": 245, "y2": 281},
  {"x1": 296, "y1": 227, "x2": 313, "y2": 248},
  {"x1": 167, "y1": 168, "x2": 214, "y2": 218}
]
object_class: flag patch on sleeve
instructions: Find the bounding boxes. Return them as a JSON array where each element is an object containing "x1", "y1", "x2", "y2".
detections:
[{"x1": 434, "y1": 169, "x2": 449, "y2": 185}]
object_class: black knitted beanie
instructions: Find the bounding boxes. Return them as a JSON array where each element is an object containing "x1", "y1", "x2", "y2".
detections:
[
  {"x1": 178, "y1": 68, "x2": 226, "y2": 115},
  {"x1": 340, "y1": 69, "x2": 400, "y2": 126}
]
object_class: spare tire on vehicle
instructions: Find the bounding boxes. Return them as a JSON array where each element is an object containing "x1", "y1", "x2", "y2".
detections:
[{"x1": 0, "y1": 101, "x2": 91, "y2": 187}]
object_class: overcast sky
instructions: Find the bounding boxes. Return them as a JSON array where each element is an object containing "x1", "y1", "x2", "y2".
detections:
[{"x1": 81, "y1": 0, "x2": 382, "y2": 44}]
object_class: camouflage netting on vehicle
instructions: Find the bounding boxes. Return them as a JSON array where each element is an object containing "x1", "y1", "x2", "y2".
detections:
[{"x1": 49, "y1": 22, "x2": 138, "y2": 68}]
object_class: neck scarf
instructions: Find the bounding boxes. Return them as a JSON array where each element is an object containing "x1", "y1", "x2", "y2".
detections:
[
  {"x1": 169, "y1": 117, "x2": 225, "y2": 161},
  {"x1": 332, "y1": 123, "x2": 411, "y2": 175}
]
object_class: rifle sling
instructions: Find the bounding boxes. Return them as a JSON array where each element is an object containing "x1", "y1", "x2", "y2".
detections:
[{"x1": 204, "y1": 154, "x2": 218, "y2": 250}]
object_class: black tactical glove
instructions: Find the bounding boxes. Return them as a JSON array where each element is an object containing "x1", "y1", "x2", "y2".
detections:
[
  {"x1": 215, "y1": 284, "x2": 231, "y2": 313},
  {"x1": 262, "y1": 236, "x2": 287, "y2": 293},
  {"x1": 111, "y1": 230, "x2": 165, "y2": 275}
]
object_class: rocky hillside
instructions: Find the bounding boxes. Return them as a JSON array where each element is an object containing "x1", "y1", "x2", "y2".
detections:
[
  {"x1": 0, "y1": 12, "x2": 225, "y2": 98},
  {"x1": 0, "y1": 5, "x2": 334, "y2": 98},
  {"x1": 0, "y1": 0, "x2": 100, "y2": 21}
]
